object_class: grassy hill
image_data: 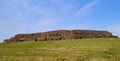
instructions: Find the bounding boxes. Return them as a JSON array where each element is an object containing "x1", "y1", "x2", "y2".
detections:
[{"x1": 0, "y1": 38, "x2": 120, "y2": 61}]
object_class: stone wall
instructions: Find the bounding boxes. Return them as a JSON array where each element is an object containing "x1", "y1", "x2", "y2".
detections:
[{"x1": 3, "y1": 30, "x2": 118, "y2": 43}]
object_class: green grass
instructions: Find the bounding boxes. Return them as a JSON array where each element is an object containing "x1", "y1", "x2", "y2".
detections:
[{"x1": 0, "y1": 38, "x2": 120, "y2": 61}]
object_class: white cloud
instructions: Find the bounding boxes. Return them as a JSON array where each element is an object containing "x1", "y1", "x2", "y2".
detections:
[
  {"x1": 28, "y1": 18, "x2": 61, "y2": 32},
  {"x1": 98, "y1": 23, "x2": 120, "y2": 37},
  {"x1": 76, "y1": 0, "x2": 98, "y2": 16},
  {"x1": 106, "y1": 24, "x2": 120, "y2": 37}
]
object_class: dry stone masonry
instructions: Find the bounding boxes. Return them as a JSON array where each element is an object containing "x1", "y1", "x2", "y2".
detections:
[{"x1": 4, "y1": 30, "x2": 118, "y2": 43}]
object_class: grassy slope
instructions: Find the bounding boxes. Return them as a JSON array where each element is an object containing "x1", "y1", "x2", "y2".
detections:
[{"x1": 0, "y1": 38, "x2": 120, "y2": 61}]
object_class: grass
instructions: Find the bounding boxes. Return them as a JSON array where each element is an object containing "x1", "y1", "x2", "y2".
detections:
[{"x1": 0, "y1": 38, "x2": 120, "y2": 61}]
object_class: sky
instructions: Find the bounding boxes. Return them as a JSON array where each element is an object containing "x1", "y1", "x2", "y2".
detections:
[{"x1": 0, "y1": 0, "x2": 120, "y2": 42}]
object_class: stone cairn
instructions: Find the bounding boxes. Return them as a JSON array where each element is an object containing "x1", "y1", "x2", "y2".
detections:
[{"x1": 4, "y1": 30, "x2": 118, "y2": 43}]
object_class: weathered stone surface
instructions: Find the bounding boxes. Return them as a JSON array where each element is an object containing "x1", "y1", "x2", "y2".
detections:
[{"x1": 3, "y1": 30, "x2": 118, "y2": 43}]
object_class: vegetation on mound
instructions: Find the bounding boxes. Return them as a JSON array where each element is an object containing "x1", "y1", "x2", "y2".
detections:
[{"x1": 0, "y1": 38, "x2": 120, "y2": 61}]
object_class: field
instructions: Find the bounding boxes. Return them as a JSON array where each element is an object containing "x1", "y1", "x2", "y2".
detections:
[{"x1": 0, "y1": 38, "x2": 120, "y2": 61}]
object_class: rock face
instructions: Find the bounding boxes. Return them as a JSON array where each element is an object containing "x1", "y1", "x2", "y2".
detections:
[{"x1": 4, "y1": 30, "x2": 118, "y2": 43}]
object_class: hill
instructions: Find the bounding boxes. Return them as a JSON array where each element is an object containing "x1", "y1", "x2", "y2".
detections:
[
  {"x1": 4, "y1": 30, "x2": 118, "y2": 43},
  {"x1": 0, "y1": 38, "x2": 120, "y2": 61}
]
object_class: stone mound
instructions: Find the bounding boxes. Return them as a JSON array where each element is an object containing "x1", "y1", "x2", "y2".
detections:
[{"x1": 4, "y1": 30, "x2": 118, "y2": 43}]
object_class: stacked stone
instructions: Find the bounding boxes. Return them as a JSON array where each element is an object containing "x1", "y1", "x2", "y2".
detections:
[{"x1": 3, "y1": 30, "x2": 118, "y2": 43}]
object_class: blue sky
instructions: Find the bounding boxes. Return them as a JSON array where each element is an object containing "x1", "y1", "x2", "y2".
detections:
[{"x1": 0, "y1": 0, "x2": 120, "y2": 42}]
